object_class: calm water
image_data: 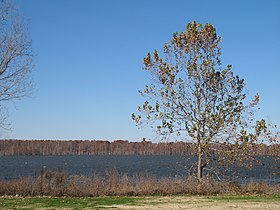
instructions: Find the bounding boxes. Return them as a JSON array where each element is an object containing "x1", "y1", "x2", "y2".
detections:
[{"x1": 0, "y1": 155, "x2": 279, "y2": 183}]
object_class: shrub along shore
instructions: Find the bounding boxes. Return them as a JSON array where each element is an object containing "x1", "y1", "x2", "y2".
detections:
[{"x1": 0, "y1": 170, "x2": 279, "y2": 197}]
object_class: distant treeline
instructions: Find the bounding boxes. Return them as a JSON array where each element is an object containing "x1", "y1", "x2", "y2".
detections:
[
  {"x1": 0, "y1": 140, "x2": 194, "y2": 155},
  {"x1": 0, "y1": 140, "x2": 278, "y2": 156}
]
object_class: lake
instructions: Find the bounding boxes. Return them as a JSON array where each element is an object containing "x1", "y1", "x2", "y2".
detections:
[{"x1": 0, "y1": 155, "x2": 279, "y2": 183}]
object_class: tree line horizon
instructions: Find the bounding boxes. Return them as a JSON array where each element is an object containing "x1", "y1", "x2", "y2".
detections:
[{"x1": 0, "y1": 139, "x2": 278, "y2": 156}]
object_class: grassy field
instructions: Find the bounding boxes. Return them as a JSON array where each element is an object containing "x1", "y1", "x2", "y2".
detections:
[{"x1": 0, "y1": 195, "x2": 279, "y2": 210}]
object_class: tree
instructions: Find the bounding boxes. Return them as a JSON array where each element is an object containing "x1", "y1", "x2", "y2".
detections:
[
  {"x1": 0, "y1": 0, "x2": 33, "y2": 129},
  {"x1": 133, "y1": 21, "x2": 278, "y2": 181}
]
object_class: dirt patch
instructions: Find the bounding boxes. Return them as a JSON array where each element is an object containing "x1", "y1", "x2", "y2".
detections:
[{"x1": 107, "y1": 196, "x2": 280, "y2": 210}]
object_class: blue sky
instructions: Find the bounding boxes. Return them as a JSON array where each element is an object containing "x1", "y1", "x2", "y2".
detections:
[{"x1": 4, "y1": 0, "x2": 280, "y2": 141}]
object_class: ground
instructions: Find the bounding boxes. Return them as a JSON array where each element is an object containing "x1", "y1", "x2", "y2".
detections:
[
  {"x1": 0, "y1": 195, "x2": 279, "y2": 209},
  {"x1": 109, "y1": 196, "x2": 280, "y2": 210}
]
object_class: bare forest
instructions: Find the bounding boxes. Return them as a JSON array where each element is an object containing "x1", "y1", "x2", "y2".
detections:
[{"x1": 0, "y1": 139, "x2": 278, "y2": 156}]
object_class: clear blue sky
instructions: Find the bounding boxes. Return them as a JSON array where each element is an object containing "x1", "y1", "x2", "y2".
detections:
[{"x1": 4, "y1": 0, "x2": 280, "y2": 141}]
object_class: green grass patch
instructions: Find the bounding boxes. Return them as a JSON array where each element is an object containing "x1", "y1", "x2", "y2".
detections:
[{"x1": 0, "y1": 196, "x2": 143, "y2": 210}]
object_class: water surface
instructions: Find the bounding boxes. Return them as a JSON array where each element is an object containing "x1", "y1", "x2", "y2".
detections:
[{"x1": 0, "y1": 155, "x2": 279, "y2": 183}]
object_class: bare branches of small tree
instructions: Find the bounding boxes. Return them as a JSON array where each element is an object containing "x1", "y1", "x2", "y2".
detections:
[
  {"x1": 0, "y1": 0, "x2": 34, "y2": 129},
  {"x1": 133, "y1": 21, "x2": 279, "y2": 181}
]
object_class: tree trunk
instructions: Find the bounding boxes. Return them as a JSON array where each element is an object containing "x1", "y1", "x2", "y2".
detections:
[{"x1": 197, "y1": 142, "x2": 203, "y2": 182}]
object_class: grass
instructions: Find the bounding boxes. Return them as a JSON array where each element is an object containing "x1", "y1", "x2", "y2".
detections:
[
  {"x1": 0, "y1": 196, "x2": 143, "y2": 209},
  {"x1": 1, "y1": 170, "x2": 279, "y2": 197},
  {"x1": 0, "y1": 170, "x2": 279, "y2": 209},
  {"x1": 0, "y1": 195, "x2": 279, "y2": 210}
]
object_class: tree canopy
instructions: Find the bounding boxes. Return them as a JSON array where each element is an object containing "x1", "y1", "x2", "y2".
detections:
[{"x1": 133, "y1": 21, "x2": 279, "y2": 180}]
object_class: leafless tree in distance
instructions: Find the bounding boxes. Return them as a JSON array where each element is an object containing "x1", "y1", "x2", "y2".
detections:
[{"x1": 0, "y1": 0, "x2": 34, "y2": 130}]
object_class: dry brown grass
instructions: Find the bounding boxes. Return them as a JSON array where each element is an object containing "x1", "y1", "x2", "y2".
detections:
[
  {"x1": 109, "y1": 196, "x2": 280, "y2": 210},
  {"x1": 0, "y1": 169, "x2": 279, "y2": 197}
]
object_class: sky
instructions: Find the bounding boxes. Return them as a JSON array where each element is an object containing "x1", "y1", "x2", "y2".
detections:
[{"x1": 2, "y1": 0, "x2": 280, "y2": 141}]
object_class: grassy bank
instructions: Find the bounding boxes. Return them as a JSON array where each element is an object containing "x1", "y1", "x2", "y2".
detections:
[
  {"x1": 0, "y1": 170, "x2": 280, "y2": 197},
  {"x1": 0, "y1": 195, "x2": 279, "y2": 209}
]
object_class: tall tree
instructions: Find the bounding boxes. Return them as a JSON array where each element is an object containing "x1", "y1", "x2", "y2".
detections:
[
  {"x1": 133, "y1": 21, "x2": 278, "y2": 181},
  {"x1": 0, "y1": 0, "x2": 34, "y2": 129}
]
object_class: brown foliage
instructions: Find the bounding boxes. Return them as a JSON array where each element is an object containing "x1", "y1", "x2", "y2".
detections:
[
  {"x1": 0, "y1": 169, "x2": 279, "y2": 197},
  {"x1": 134, "y1": 21, "x2": 280, "y2": 181}
]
